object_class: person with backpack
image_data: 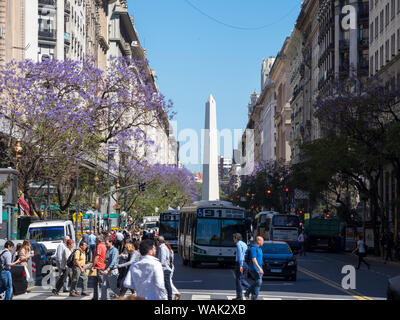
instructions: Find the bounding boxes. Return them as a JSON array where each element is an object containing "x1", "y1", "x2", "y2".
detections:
[
  {"x1": 0, "y1": 241, "x2": 21, "y2": 300},
  {"x1": 69, "y1": 240, "x2": 90, "y2": 297},
  {"x1": 245, "y1": 236, "x2": 264, "y2": 300},
  {"x1": 232, "y1": 233, "x2": 250, "y2": 300},
  {"x1": 52, "y1": 239, "x2": 74, "y2": 295}
]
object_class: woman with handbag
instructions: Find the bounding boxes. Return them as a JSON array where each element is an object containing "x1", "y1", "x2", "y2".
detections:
[{"x1": 17, "y1": 240, "x2": 34, "y2": 282}]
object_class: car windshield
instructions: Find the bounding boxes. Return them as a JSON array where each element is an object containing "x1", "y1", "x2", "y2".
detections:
[
  {"x1": 262, "y1": 243, "x2": 292, "y2": 254},
  {"x1": 273, "y1": 215, "x2": 299, "y2": 227},
  {"x1": 195, "y1": 218, "x2": 246, "y2": 247},
  {"x1": 27, "y1": 226, "x2": 64, "y2": 241},
  {"x1": 159, "y1": 221, "x2": 179, "y2": 240}
]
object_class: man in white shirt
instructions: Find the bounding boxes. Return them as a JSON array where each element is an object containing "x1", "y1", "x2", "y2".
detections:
[
  {"x1": 55, "y1": 236, "x2": 70, "y2": 292},
  {"x1": 123, "y1": 240, "x2": 167, "y2": 300},
  {"x1": 115, "y1": 230, "x2": 124, "y2": 253}
]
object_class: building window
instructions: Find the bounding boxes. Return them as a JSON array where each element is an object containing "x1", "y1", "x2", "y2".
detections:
[
  {"x1": 392, "y1": 33, "x2": 396, "y2": 56},
  {"x1": 398, "y1": 0, "x2": 400, "y2": 13},
  {"x1": 380, "y1": 10, "x2": 384, "y2": 32},
  {"x1": 375, "y1": 16, "x2": 379, "y2": 39},
  {"x1": 392, "y1": 0, "x2": 396, "y2": 19},
  {"x1": 370, "y1": 0, "x2": 374, "y2": 11},
  {"x1": 375, "y1": 50, "x2": 379, "y2": 71},
  {"x1": 386, "y1": 4, "x2": 390, "y2": 26},
  {"x1": 370, "y1": 22, "x2": 374, "y2": 44},
  {"x1": 370, "y1": 56, "x2": 374, "y2": 75},
  {"x1": 380, "y1": 45, "x2": 384, "y2": 67},
  {"x1": 386, "y1": 40, "x2": 390, "y2": 62}
]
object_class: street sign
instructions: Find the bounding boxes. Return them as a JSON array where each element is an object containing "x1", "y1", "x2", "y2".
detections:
[{"x1": 304, "y1": 214, "x2": 310, "y2": 220}]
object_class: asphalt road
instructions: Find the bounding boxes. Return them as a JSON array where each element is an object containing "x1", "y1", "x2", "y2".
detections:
[{"x1": 9, "y1": 250, "x2": 397, "y2": 300}]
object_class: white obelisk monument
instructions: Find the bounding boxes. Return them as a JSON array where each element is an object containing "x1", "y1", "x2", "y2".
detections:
[{"x1": 202, "y1": 94, "x2": 220, "y2": 201}]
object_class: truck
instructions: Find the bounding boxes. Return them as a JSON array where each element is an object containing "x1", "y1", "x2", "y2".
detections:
[{"x1": 304, "y1": 215, "x2": 343, "y2": 252}]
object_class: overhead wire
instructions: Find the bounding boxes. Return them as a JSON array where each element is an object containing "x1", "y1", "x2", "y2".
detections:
[{"x1": 183, "y1": 0, "x2": 301, "y2": 31}]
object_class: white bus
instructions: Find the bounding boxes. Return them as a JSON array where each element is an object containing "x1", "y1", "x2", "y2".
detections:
[
  {"x1": 253, "y1": 211, "x2": 300, "y2": 251},
  {"x1": 178, "y1": 201, "x2": 246, "y2": 268}
]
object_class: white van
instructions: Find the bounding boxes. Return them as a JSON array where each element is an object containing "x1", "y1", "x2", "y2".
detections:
[{"x1": 26, "y1": 220, "x2": 75, "y2": 256}]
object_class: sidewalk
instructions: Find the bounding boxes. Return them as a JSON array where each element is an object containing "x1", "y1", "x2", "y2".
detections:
[{"x1": 344, "y1": 251, "x2": 400, "y2": 267}]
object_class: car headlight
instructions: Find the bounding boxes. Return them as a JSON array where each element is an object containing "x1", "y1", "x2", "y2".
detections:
[{"x1": 288, "y1": 260, "x2": 296, "y2": 266}]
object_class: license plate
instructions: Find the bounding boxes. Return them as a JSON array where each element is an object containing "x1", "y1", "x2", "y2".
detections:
[{"x1": 270, "y1": 269, "x2": 282, "y2": 273}]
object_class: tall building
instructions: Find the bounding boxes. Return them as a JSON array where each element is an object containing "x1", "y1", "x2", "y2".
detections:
[
  {"x1": 23, "y1": 0, "x2": 86, "y2": 62},
  {"x1": 287, "y1": 28, "x2": 304, "y2": 164},
  {"x1": 369, "y1": 0, "x2": 400, "y2": 79},
  {"x1": 270, "y1": 37, "x2": 292, "y2": 164}
]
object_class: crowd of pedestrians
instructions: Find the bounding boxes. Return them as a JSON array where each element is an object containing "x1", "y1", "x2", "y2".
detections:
[{"x1": 49, "y1": 227, "x2": 180, "y2": 300}]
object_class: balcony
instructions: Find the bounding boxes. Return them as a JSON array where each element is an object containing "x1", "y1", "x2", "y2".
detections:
[
  {"x1": 39, "y1": 29, "x2": 56, "y2": 41},
  {"x1": 64, "y1": 0, "x2": 71, "y2": 13},
  {"x1": 39, "y1": 0, "x2": 55, "y2": 6},
  {"x1": 64, "y1": 32, "x2": 71, "y2": 45}
]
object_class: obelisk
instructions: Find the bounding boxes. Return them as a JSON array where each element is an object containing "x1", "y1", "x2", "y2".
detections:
[{"x1": 202, "y1": 94, "x2": 220, "y2": 201}]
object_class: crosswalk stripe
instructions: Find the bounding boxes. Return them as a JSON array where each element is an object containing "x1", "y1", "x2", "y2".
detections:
[
  {"x1": 262, "y1": 297, "x2": 283, "y2": 300},
  {"x1": 227, "y1": 296, "x2": 236, "y2": 300},
  {"x1": 192, "y1": 295, "x2": 211, "y2": 300}
]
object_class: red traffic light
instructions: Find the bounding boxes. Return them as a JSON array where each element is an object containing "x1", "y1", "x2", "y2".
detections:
[
  {"x1": 266, "y1": 190, "x2": 271, "y2": 195},
  {"x1": 285, "y1": 188, "x2": 289, "y2": 192},
  {"x1": 299, "y1": 210, "x2": 303, "y2": 214},
  {"x1": 326, "y1": 213, "x2": 331, "y2": 218}
]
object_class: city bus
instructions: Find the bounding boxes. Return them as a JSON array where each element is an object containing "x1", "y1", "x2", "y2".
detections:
[
  {"x1": 178, "y1": 200, "x2": 246, "y2": 268},
  {"x1": 159, "y1": 210, "x2": 180, "y2": 250},
  {"x1": 253, "y1": 211, "x2": 300, "y2": 252}
]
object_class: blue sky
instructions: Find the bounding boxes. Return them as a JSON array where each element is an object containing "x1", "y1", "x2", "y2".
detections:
[{"x1": 127, "y1": 0, "x2": 302, "y2": 173}]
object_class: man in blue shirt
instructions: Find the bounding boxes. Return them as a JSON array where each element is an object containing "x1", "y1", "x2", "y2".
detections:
[
  {"x1": 233, "y1": 233, "x2": 250, "y2": 300},
  {"x1": 245, "y1": 236, "x2": 264, "y2": 300},
  {"x1": 101, "y1": 236, "x2": 120, "y2": 300}
]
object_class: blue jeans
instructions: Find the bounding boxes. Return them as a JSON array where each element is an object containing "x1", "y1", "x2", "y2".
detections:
[
  {"x1": 235, "y1": 262, "x2": 250, "y2": 298},
  {"x1": 0, "y1": 270, "x2": 13, "y2": 300},
  {"x1": 247, "y1": 269, "x2": 262, "y2": 300}
]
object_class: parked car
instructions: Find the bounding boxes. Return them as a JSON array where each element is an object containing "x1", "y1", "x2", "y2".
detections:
[
  {"x1": 248, "y1": 241, "x2": 297, "y2": 281},
  {"x1": 387, "y1": 275, "x2": 400, "y2": 300}
]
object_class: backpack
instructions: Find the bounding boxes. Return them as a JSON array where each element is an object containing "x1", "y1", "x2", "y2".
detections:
[
  {"x1": 66, "y1": 249, "x2": 81, "y2": 268},
  {"x1": 244, "y1": 244, "x2": 257, "y2": 265}
]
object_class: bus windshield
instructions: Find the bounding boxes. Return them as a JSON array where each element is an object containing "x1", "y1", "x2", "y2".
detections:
[
  {"x1": 273, "y1": 215, "x2": 299, "y2": 227},
  {"x1": 27, "y1": 226, "x2": 64, "y2": 241},
  {"x1": 159, "y1": 221, "x2": 179, "y2": 240},
  {"x1": 195, "y1": 218, "x2": 246, "y2": 247}
]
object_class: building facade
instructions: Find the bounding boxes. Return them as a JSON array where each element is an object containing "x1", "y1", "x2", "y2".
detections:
[{"x1": 270, "y1": 37, "x2": 292, "y2": 164}]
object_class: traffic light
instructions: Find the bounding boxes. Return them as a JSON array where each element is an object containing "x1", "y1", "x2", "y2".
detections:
[
  {"x1": 164, "y1": 190, "x2": 169, "y2": 197},
  {"x1": 285, "y1": 188, "x2": 289, "y2": 192},
  {"x1": 173, "y1": 191, "x2": 177, "y2": 197},
  {"x1": 141, "y1": 182, "x2": 146, "y2": 192},
  {"x1": 326, "y1": 213, "x2": 331, "y2": 219},
  {"x1": 266, "y1": 189, "x2": 271, "y2": 195}
]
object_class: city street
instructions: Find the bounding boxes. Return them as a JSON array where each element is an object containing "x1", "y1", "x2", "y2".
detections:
[{"x1": 11, "y1": 251, "x2": 395, "y2": 301}]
